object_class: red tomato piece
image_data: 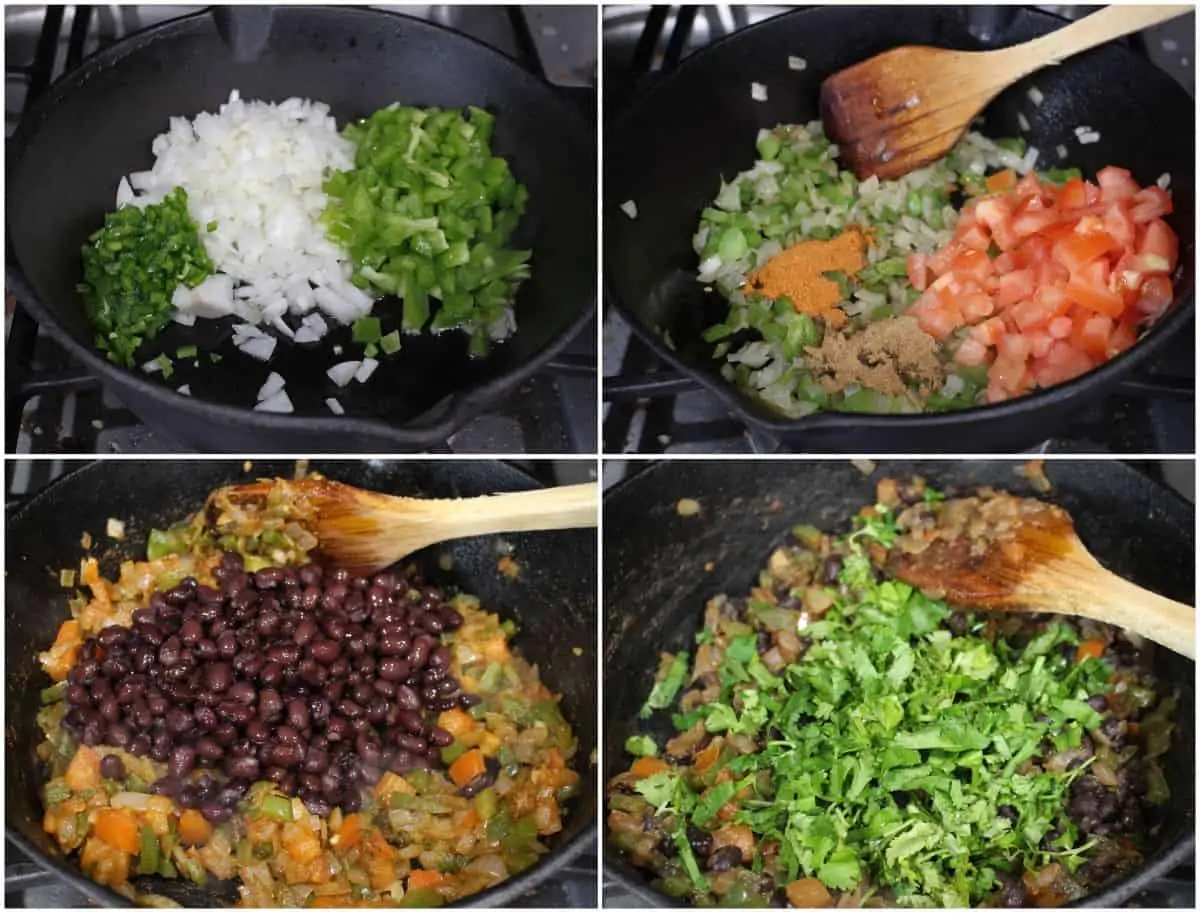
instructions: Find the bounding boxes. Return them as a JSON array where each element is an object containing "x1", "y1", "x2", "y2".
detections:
[
  {"x1": 956, "y1": 224, "x2": 992, "y2": 252},
  {"x1": 1012, "y1": 206, "x2": 1059, "y2": 239},
  {"x1": 1102, "y1": 201, "x2": 1137, "y2": 251},
  {"x1": 1130, "y1": 186, "x2": 1173, "y2": 223},
  {"x1": 1027, "y1": 331, "x2": 1055, "y2": 359},
  {"x1": 998, "y1": 333, "x2": 1032, "y2": 361},
  {"x1": 1096, "y1": 166, "x2": 1139, "y2": 202},
  {"x1": 1138, "y1": 218, "x2": 1179, "y2": 272},
  {"x1": 955, "y1": 337, "x2": 990, "y2": 366},
  {"x1": 950, "y1": 248, "x2": 993, "y2": 285},
  {"x1": 1053, "y1": 231, "x2": 1116, "y2": 274},
  {"x1": 995, "y1": 269, "x2": 1037, "y2": 307},
  {"x1": 1070, "y1": 313, "x2": 1115, "y2": 360},
  {"x1": 1134, "y1": 275, "x2": 1173, "y2": 319},
  {"x1": 1031, "y1": 341, "x2": 1095, "y2": 387},
  {"x1": 970, "y1": 317, "x2": 1007, "y2": 347},
  {"x1": 976, "y1": 197, "x2": 1018, "y2": 250},
  {"x1": 1107, "y1": 321, "x2": 1138, "y2": 356},
  {"x1": 906, "y1": 253, "x2": 930, "y2": 292},
  {"x1": 1058, "y1": 177, "x2": 1089, "y2": 210}
]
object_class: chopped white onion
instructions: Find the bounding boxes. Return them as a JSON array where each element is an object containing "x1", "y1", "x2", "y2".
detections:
[
  {"x1": 257, "y1": 371, "x2": 286, "y2": 403},
  {"x1": 620, "y1": 199, "x2": 638, "y2": 219},
  {"x1": 326, "y1": 397, "x2": 345, "y2": 415},
  {"x1": 1077, "y1": 131, "x2": 1101, "y2": 145},
  {"x1": 110, "y1": 792, "x2": 151, "y2": 810},
  {"x1": 176, "y1": 384, "x2": 192, "y2": 397},
  {"x1": 1017, "y1": 111, "x2": 1030, "y2": 132},
  {"x1": 354, "y1": 358, "x2": 379, "y2": 383},
  {"x1": 327, "y1": 361, "x2": 360, "y2": 387},
  {"x1": 1157, "y1": 173, "x2": 1171, "y2": 190},
  {"x1": 236, "y1": 334, "x2": 277, "y2": 362},
  {"x1": 1056, "y1": 144, "x2": 1068, "y2": 160},
  {"x1": 1026, "y1": 86, "x2": 1044, "y2": 107},
  {"x1": 255, "y1": 389, "x2": 294, "y2": 413},
  {"x1": 180, "y1": 274, "x2": 236, "y2": 319},
  {"x1": 751, "y1": 82, "x2": 768, "y2": 102},
  {"x1": 116, "y1": 177, "x2": 135, "y2": 208},
  {"x1": 787, "y1": 56, "x2": 807, "y2": 71}
]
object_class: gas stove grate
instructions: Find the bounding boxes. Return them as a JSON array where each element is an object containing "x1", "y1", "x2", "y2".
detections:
[
  {"x1": 601, "y1": 4, "x2": 1195, "y2": 455},
  {"x1": 5, "y1": 4, "x2": 597, "y2": 455}
]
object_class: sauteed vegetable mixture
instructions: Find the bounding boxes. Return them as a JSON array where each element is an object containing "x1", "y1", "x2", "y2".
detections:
[
  {"x1": 610, "y1": 478, "x2": 1175, "y2": 908},
  {"x1": 38, "y1": 477, "x2": 577, "y2": 906},
  {"x1": 699, "y1": 124, "x2": 1178, "y2": 414}
]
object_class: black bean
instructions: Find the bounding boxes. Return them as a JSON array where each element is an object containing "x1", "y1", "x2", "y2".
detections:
[
  {"x1": 396, "y1": 733, "x2": 428, "y2": 754},
  {"x1": 225, "y1": 755, "x2": 261, "y2": 779},
  {"x1": 200, "y1": 802, "x2": 228, "y2": 823},
  {"x1": 428, "y1": 645, "x2": 451, "y2": 670},
  {"x1": 408, "y1": 638, "x2": 431, "y2": 668},
  {"x1": 441, "y1": 608, "x2": 464, "y2": 630},
  {"x1": 303, "y1": 747, "x2": 330, "y2": 773},
  {"x1": 276, "y1": 725, "x2": 302, "y2": 745},
  {"x1": 303, "y1": 796, "x2": 332, "y2": 817},
  {"x1": 378, "y1": 657, "x2": 411, "y2": 681},
  {"x1": 458, "y1": 693, "x2": 482, "y2": 710},
  {"x1": 337, "y1": 699, "x2": 363, "y2": 719},
  {"x1": 166, "y1": 707, "x2": 194, "y2": 735},
  {"x1": 151, "y1": 775, "x2": 182, "y2": 797},
  {"x1": 218, "y1": 701, "x2": 255, "y2": 725},
  {"x1": 169, "y1": 745, "x2": 197, "y2": 778},
  {"x1": 310, "y1": 640, "x2": 340, "y2": 665},
  {"x1": 326, "y1": 716, "x2": 351, "y2": 743},
  {"x1": 195, "y1": 737, "x2": 224, "y2": 761},
  {"x1": 271, "y1": 742, "x2": 305, "y2": 768},
  {"x1": 286, "y1": 698, "x2": 310, "y2": 731},
  {"x1": 108, "y1": 723, "x2": 132, "y2": 748},
  {"x1": 341, "y1": 791, "x2": 362, "y2": 814},
  {"x1": 396, "y1": 709, "x2": 425, "y2": 735},
  {"x1": 100, "y1": 754, "x2": 125, "y2": 780},
  {"x1": 129, "y1": 734, "x2": 152, "y2": 757},
  {"x1": 227, "y1": 681, "x2": 256, "y2": 705},
  {"x1": 427, "y1": 726, "x2": 454, "y2": 748},
  {"x1": 158, "y1": 636, "x2": 183, "y2": 667},
  {"x1": 260, "y1": 662, "x2": 283, "y2": 687},
  {"x1": 254, "y1": 567, "x2": 286, "y2": 589},
  {"x1": 394, "y1": 685, "x2": 421, "y2": 711}
]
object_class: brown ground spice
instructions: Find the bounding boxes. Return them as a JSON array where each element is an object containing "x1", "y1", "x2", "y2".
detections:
[
  {"x1": 806, "y1": 316, "x2": 944, "y2": 398},
  {"x1": 745, "y1": 229, "x2": 865, "y2": 329}
]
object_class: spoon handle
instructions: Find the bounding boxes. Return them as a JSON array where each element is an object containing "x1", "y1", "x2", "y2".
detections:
[
  {"x1": 414, "y1": 483, "x2": 598, "y2": 541},
  {"x1": 996, "y1": 6, "x2": 1189, "y2": 84},
  {"x1": 1083, "y1": 568, "x2": 1195, "y2": 659}
]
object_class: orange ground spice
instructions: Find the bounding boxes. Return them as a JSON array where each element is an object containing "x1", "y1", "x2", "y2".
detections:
[{"x1": 745, "y1": 228, "x2": 866, "y2": 328}]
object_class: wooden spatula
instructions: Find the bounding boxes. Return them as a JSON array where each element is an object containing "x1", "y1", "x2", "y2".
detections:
[
  {"x1": 212, "y1": 478, "x2": 598, "y2": 575},
  {"x1": 885, "y1": 496, "x2": 1194, "y2": 658},
  {"x1": 820, "y1": 5, "x2": 1190, "y2": 181}
]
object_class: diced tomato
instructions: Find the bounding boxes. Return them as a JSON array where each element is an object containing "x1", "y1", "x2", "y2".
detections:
[
  {"x1": 950, "y1": 248, "x2": 993, "y2": 285},
  {"x1": 1138, "y1": 219, "x2": 1179, "y2": 272},
  {"x1": 1047, "y1": 316, "x2": 1074, "y2": 339},
  {"x1": 906, "y1": 253, "x2": 930, "y2": 292},
  {"x1": 1107, "y1": 321, "x2": 1138, "y2": 356},
  {"x1": 1134, "y1": 275, "x2": 1173, "y2": 319},
  {"x1": 1070, "y1": 313, "x2": 1115, "y2": 360},
  {"x1": 1096, "y1": 166, "x2": 1139, "y2": 202},
  {"x1": 956, "y1": 224, "x2": 992, "y2": 252},
  {"x1": 913, "y1": 167, "x2": 1178, "y2": 398},
  {"x1": 1102, "y1": 201, "x2": 1137, "y2": 251},
  {"x1": 955, "y1": 337, "x2": 990, "y2": 366},
  {"x1": 1012, "y1": 205, "x2": 1059, "y2": 239},
  {"x1": 959, "y1": 291, "x2": 995, "y2": 322},
  {"x1": 1058, "y1": 177, "x2": 1089, "y2": 210},
  {"x1": 1031, "y1": 341, "x2": 1095, "y2": 387},
  {"x1": 1027, "y1": 331, "x2": 1055, "y2": 358},
  {"x1": 995, "y1": 269, "x2": 1036, "y2": 307},
  {"x1": 998, "y1": 333, "x2": 1032, "y2": 361},
  {"x1": 1053, "y1": 230, "x2": 1116, "y2": 274},
  {"x1": 970, "y1": 317, "x2": 1007, "y2": 347},
  {"x1": 1130, "y1": 186, "x2": 1173, "y2": 223}
]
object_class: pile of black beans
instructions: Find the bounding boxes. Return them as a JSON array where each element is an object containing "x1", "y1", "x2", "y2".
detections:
[{"x1": 62, "y1": 552, "x2": 479, "y2": 822}]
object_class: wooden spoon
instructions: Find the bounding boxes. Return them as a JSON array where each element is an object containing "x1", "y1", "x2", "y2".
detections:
[
  {"x1": 821, "y1": 5, "x2": 1190, "y2": 181},
  {"x1": 213, "y1": 478, "x2": 597, "y2": 574},
  {"x1": 885, "y1": 497, "x2": 1195, "y2": 658}
]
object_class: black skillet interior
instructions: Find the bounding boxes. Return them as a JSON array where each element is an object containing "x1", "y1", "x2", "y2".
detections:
[
  {"x1": 6, "y1": 460, "x2": 597, "y2": 907},
  {"x1": 7, "y1": 6, "x2": 596, "y2": 424},
  {"x1": 605, "y1": 6, "x2": 1195, "y2": 430},
  {"x1": 603, "y1": 459, "x2": 1195, "y2": 906}
]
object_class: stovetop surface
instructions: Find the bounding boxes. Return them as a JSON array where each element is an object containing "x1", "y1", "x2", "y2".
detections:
[
  {"x1": 5, "y1": 4, "x2": 598, "y2": 455},
  {"x1": 601, "y1": 4, "x2": 1195, "y2": 456}
]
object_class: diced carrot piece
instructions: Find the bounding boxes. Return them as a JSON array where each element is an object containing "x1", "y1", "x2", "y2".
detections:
[
  {"x1": 42, "y1": 619, "x2": 83, "y2": 682},
  {"x1": 178, "y1": 809, "x2": 212, "y2": 847},
  {"x1": 460, "y1": 808, "x2": 482, "y2": 830},
  {"x1": 94, "y1": 808, "x2": 140, "y2": 854},
  {"x1": 630, "y1": 756, "x2": 671, "y2": 779},
  {"x1": 448, "y1": 749, "x2": 487, "y2": 787},
  {"x1": 408, "y1": 870, "x2": 447, "y2": 891},
  {"x1": 985, "y1": 169, "x2": 1017, "y2": 194},
  {"x1": 1075, "y1": 637, "x2": 1107, "y2": 663},
  {"x1": 64, "y1": 746, "x2": 102, "y2": 793},
  {"x1": 693, "y1": 742, "x2": 721, "y2": 773},
  {"x1": 438, "y1": 708, "x2": 478, "y2": 739}
]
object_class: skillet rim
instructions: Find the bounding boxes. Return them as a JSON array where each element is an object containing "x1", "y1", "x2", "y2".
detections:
[
  {"x1": 603, "y1": 4, "x2": 1195, "y2": 442},
  {"x1": 599, "y1": 457, "x2": 1196, "y2": 908},
  {"x1": 5, "y1": 5, "x2": 597, "y2": 448},
  {"x1": 4, "y1": 458, "x2": 597, "y2": 908}
]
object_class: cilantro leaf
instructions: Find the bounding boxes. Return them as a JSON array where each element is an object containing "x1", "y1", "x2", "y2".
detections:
[
  {"x1": 693, "y1": 781, "x2": 737, "y2": 826},
  {"x1": 624, "y1": 735, "x2": 658, "y2": 757},
  {"x1": 640, "y1": 652, "x2": 690, "y2": 718}
]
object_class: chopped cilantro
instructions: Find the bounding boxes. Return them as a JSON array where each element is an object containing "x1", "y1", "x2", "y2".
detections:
[
  {"x1": 624, "y1": 735, "x2": 658, "y2": 757},
  {"x1": 639, "y1": 652, "x2": 689, "y2": 718}
]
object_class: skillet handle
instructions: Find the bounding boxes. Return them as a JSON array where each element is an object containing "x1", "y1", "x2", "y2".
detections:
[{"x1": 212, "y1": 6, "x2": 275, "y2": 62}]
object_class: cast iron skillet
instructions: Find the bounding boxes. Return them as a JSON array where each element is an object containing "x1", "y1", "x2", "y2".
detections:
[
  {"x1": 6, "y1": 460, "x2": 597, "y2": 906},
  {"x1": 6, "y1": 6, "x2": 596, "y2": 452},
  {"x1": 603, "y1": 459, "x2": 1194, "y2": 906},
  {"x1": 605, "y1": 6, "x2": 1195, "y2": 452}
]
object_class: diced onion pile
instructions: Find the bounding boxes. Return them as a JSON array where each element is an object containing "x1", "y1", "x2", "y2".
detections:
[{"x1": 118, "y1": 91, "x2": 372, "y2": 339}]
